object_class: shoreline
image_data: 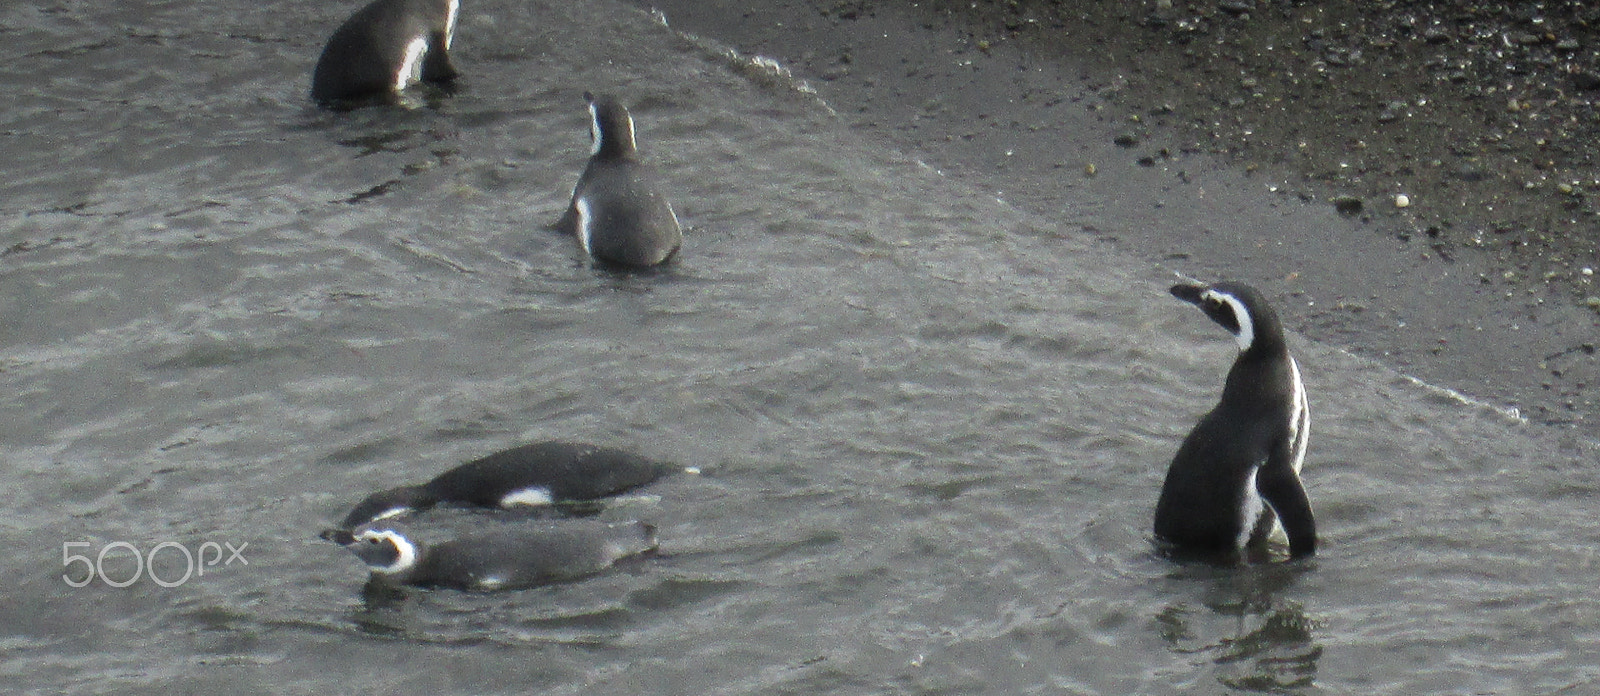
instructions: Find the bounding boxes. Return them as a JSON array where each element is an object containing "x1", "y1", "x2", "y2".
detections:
[{"x1": 627, "y1": 0, "x2": 1599, "y2": 428}]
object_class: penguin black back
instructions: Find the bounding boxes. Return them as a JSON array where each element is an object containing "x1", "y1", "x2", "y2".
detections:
[
  {"x1": 558, "y1": 92, "x2": 683, "y2": 267},
  {"x1": 339, "y1": 441, "x2": 681, "y2": 529},
  {"x1": 311, "y1": 0, "x2": 460, "y2": 107},
  {"x1": 1155, "y1": 281, "x2": 1315, "y2": 561}
]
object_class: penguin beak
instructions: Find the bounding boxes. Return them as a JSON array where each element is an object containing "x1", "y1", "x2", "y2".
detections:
[
  {"x1": 1169, "y1": 282, "x2": 1206, "y2": 305},
  {"x1": 320, "y1": 529, "x2": 357, "y2": 546}
]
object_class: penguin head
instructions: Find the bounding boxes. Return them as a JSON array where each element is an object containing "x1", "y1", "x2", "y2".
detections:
[
  {"x1": 340, "y1": 485, "x2": 434, "y2": 530},
  {"x1": 327, "y1": 527, "x2": 421, "y2": 576},
  {"x1": 584, "y1": 91, "x2": 638, "y2": 160},
  {"x1": 1171, "y1": 281, "x2": 1279, "y2": 353}
]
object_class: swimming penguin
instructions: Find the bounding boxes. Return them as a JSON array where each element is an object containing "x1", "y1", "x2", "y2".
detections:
[
  {"x1": 338, "y1": 441, "x2": 683, "y2": 529},
  {"x1": 556, "y1": 92, "x2": 683, "y2": 267},
  {"x1": 321, "y1": 521, "x2": 658, "y2": 590},
  {"x1": 1155, "y1": 281, "x2": 1316, "y2": 560},
  {"x1": 310, "y1": 0, "x2": 460, "y2": 106}
]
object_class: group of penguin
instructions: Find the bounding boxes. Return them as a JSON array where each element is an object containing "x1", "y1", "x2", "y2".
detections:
[
  {"x1": 315, "y1": 0, "x2": 1318, "y2": 592},
  {"x1": 322, "y1": 442, "x2": 685, "y2": 590},
  {"x1": 312, "y1": 0, "x2": 681, "y2": 268}
]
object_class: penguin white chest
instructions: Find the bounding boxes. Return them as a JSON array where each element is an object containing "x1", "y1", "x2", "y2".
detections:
[
  {"x1": 499, "y1": 486, "x2": 554, "y2": 508},
  {"x1": 1237, "y1": 467, "x2": 1266, "y2": 549},
  {"x1": 394, "y1": 36, "x2": 429, "y2": 91}
]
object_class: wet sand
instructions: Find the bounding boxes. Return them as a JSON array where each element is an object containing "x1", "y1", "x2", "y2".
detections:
[{"x1": 626, "y1": 0, "x2": 1599, "y2": 428}]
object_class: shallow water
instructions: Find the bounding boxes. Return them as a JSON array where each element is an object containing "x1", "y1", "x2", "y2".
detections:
[{"x1": 2, "y1": 0, "x2": 1596, "y2": 693}]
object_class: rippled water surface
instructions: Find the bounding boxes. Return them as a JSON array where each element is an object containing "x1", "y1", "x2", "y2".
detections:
[{"x1": 2, "y1": 1, "x2": 1596, "y2": 693}]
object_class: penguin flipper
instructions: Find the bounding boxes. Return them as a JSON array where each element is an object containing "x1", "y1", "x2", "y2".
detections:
[
  {"x1": 420, "y1": 33, "x2": 458, "y2": 83},
  {"x1": 554, "y1": 204, "x2": 577, "y2": 234},
  {"x1": 1256, "y1": 457, "x2": 1316, "y2": 558}
]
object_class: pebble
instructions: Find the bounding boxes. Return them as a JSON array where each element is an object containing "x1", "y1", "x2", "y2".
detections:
[{"x1": 1394, "y1": 193, "x2": 1411, "y2": 208}]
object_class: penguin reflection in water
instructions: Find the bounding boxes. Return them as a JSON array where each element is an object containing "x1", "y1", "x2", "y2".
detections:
[
  {"x1": 557, "y1": 93, "x2": 683, "y2": 267},
  {"x1": 322, "y1": 522, "x2": 658, "y2": 591},
  {"x1": 311, "y1": 0, "x2": 460, "y2": 107},
  {"x1": 1155, "y1": 281, "x2": 1316, "y2": 561}
]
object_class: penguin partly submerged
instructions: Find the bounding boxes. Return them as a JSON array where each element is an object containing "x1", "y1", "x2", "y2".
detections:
[
  {"x1": 1155, "y1": 281, "x2": 1316, "y2": 561},
  {"x1": 321, "y1": 521, "x2": 658, "y2": 590},
  {"x1": 311, "y1": 0, "x2": 460, "y2": 107},
  {"x1": 556, "y1": 92, "x2": 683, "y2": 267},
  {"x1": 338, "y1": 441, "x2": 684, "y2": 530}
]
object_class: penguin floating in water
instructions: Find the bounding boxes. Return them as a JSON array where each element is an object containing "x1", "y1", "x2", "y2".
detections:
[
  {"x1": 338, "y1": 441, "x2": 684, "y2": 529},
  {"x1": 1155, "y1": 281, "x2": 1316, "y2": 560},
  {"x1": 322, "y1": 521, "x2": 658, "y2": 590},
  {"x1": 557, "y1": 92, "x2": 683, "y2": 267},
  {"x1": 311, "y1": 0, "x2": 460, "y2": 107}
]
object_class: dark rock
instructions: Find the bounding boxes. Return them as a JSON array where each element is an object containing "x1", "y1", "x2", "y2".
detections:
[
  {"x1": 1573, "y1": 71, "x2": 1600, "y2": 91},
  {"x1": 1218, "y1": 1, "x2": 1254, "y2": 16},
  {"x1": 1113, "y1": 133, "x2": 1139, "y2": 147},
  {"x1": 1331, "y1": 195, "x2": 1364, "y2": 214}
]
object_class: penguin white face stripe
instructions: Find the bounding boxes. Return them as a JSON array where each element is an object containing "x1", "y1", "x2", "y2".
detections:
[
  {"x1": 1203, "y1": 289, "x2": 1255, "y2": 352},
  {"x1": 395, "y1": 36, "x2": 429, "y2": 91},
  {"x1": 443, "y1": 0, "x2": 459, "y2": 50},
  {"x1": 499, "y1": 486, "x2": 554, "y2": 507},
  {"x1": 357, "y1": 529, "x2": 418, "y2": 575}
]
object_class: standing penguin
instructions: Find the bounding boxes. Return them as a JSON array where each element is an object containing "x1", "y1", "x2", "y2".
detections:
[
  {"x1": 311, "y1": 0, "x2": 460, "y2": 106},
  {"x1": 1155, "y1": 281, "x2": 1316, "y2": 560},
  {"x1": 558, "y1": 92, "x2": 683, "y2": 267}
]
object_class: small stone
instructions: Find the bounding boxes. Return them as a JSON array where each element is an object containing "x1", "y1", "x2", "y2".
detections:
[
  {"x1": 1394, "y1": 193, "x2": 1411, "y2": 208},
  {"x1": 1218, "y1": 0, "x2": 1254, "y2": 15},
  {"x1": 1113, "y1": 134, "x2": 1139, "y2": 148},
  {"x1": 1084, "y1": 163, "x2": 1097, "y2": 177}
]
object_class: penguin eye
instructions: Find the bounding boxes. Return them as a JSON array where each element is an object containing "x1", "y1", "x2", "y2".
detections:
[{"x1": 367, "y1": 537, "x2": 381, "y2": 545}]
